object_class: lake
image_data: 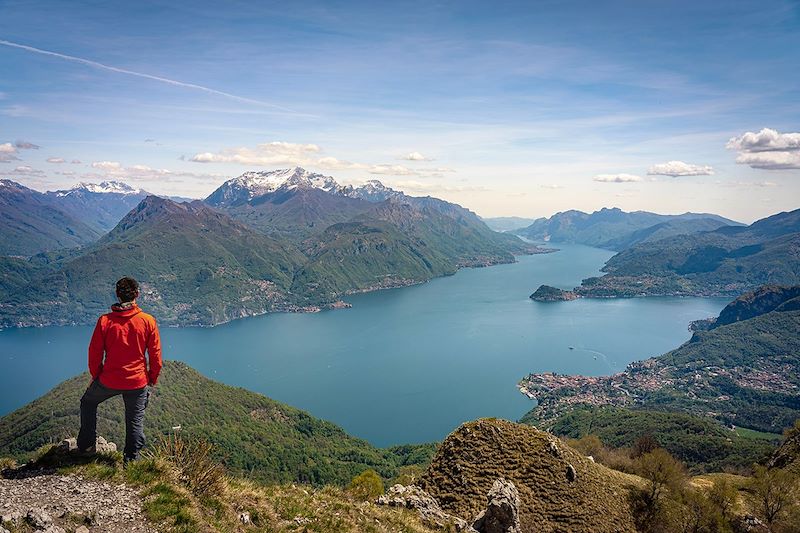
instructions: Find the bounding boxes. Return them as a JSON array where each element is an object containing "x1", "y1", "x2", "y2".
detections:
[{"x1": 0, "y1": 244, "x2": 728, "y2": 447}]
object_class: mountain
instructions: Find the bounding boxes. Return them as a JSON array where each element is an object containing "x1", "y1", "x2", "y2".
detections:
[
  {"x1": 520, "y1": 285, "x2": 800, "y2": 437},
  {"x1": 0, "y1": 179, "x2": 102, "y2": 256},
  {"x1": 0, "y1": 361, "x2": 435, "y2": 485},
  {"x1": 204, "y1": 167, "x2": 527, "y2": 248},
  {"x1": 1, "y1": 188, "x2": 539, "y2": 327},
  {"x1": 481, "y1": 216, "x2": 537, "y2": 232},
  {"x1": 46, "y1": 181, "x2": 148, "y2": 233},
  {"x1": 0, "y1": 196, "x2": 307, "y2": 327},
  {"x1": 573, "y1": 208, "x2": 800, "y2": 297},
  {"x1": 514, "y1": 207, "x2": 740, "y2": 250}
]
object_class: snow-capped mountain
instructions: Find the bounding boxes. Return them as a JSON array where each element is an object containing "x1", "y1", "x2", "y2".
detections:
[
  {"x1": 206, "y1": 167, "x2": 412, "y2": 209},
  {"x1": 206, "y1": 167, "x2": 347, "y2": 208},
  {"x1": 0, "y1": 179, "x2": 101, "y2": 255},
  {"x1": 46, "y1": 181, "x2": 149, "y2": 232},
  {"x1": 53, "y1": 180, "x2": 144, "y2": 197},
  {"x1": 342, "y1": 179, "x2": 405, "y2": 202}
]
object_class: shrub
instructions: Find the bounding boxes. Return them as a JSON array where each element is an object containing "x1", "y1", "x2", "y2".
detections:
[
  {"x1": 147, "y1": 433, "x2": 225, "y2": 497},
  {"x1": 348, "y1": 469, "x2": 384, "y2": 501}
]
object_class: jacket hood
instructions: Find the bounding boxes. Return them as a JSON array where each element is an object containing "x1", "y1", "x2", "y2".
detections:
[{"x1": 110, "y1": 302, "x2": 142, "y2": 318}]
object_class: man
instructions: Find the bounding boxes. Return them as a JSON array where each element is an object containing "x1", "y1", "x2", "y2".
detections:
[{"x1": 77, "y1": 276, "x2": 162, "y2": 462}]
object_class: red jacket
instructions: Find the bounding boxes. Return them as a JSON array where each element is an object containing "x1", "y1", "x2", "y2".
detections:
[{"x1": 88, "y1": 303, "x2": 162, "y2": 390}]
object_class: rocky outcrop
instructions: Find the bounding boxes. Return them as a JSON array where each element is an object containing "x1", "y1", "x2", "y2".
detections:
[
  {"x1": 472, "y1": 479, "x2": 521, "y2": 533},
  {"x1": 58, "y1": 436, "x2": 117, "y2": 454},
  {"x1": 377, "y1": 484, "x2": 473, "y2": 530},
  {"x1": 418, "y1": 419, "x2": 640, "y2": 533}
]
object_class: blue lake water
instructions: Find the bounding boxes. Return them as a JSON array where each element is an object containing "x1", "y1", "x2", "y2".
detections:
[{"x1": 0, "y1": 244, "x2": 728, "y2": 447}]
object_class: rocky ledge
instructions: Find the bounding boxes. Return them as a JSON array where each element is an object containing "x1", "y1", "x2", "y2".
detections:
[{"x1": 0, "y1": 437, "x2": 156, "y2": 533}]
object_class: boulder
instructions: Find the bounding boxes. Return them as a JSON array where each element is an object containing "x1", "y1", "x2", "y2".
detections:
[
  {"x1": 94, "y1": 436, "x2": 117, "y2": 453},
  {"x1": 56, "y1": 436, "x2": 116, "y2": 454},
  {"x1": 472, "y1": 479, "x2": 521, "y2": 533},
  {"x1": 377, "y1": 484, "x2": 473, "y2": 531},
  {"x1": 26, "y1": 507, "x2": 53, "y2": 529},
  {"x1": 566, "y1": 464, "x2": 577, "y2": 482}
]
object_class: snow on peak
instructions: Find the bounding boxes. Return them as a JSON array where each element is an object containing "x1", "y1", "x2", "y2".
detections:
[
  {"x1": 56, "y1": 181, "x2": 143, "y2": 196},
  {"x1": 343, "y1": 179, "x2": 405, "y2": 202},
  {"x1": 234, "y1": 167, "x2": 341, "y2": 195}
]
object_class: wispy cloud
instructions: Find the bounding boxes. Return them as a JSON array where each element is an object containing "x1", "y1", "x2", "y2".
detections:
[
  {"x1": 10, "y1": 165, "x2": 45, "y2": 176},
  {"x1": 593, "y1": 173, "x2": 642, "y2": 183},
  {"x1": 88, "y1": 160, "x2": 223, "y2": 183},
  {"x1": 0, "y1": 39, "x2": 296, "y2": 113},
  {"x1": 647, "y1": 160, "x2": 714, "y2": 177},
  {"x1": 46, "y1": 157, "x2": 66, "y2": 164},
  {"x1": 398, "y1": 151, "x2": 434, "y2": 161},
  {"x1": 190, "y1": 141, "x2": 454, "y2": 177},
  {"x1": 14, "y1": 140, "x2": 40, "y2": 150}
]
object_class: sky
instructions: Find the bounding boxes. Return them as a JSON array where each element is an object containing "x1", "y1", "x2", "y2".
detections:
[{"x1": 1, "y1": 0, "x2": 799, "y2": 223}]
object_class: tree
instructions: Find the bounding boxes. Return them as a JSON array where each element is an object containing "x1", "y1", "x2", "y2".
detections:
[
  {"x1": 633, "y1": 448, "x2": 687, "y2": 531},
  {"x1": 348, "y1": 469, "x2": 384, "y2": 501},
  {"x1": 707, "y1": 478, "x2": 738, "y2": 522},
  {"x1": 632, "y1": 433, "x2": 661, "y2": 459},
  {"x1": 748, "y1": 465, "x2": 799, "y2": 527}
]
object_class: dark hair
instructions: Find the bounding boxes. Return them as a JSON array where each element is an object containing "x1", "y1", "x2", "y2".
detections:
[{"x1": 116, "y1": 277, "x2": 140, "y2": 303}]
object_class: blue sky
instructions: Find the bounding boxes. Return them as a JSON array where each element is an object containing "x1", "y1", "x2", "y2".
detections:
[{"x1": 1, "y1": 0, "x2": 799, "y2": 222}]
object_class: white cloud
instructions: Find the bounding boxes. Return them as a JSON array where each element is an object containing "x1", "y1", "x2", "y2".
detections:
[
  {"x1": 734, "y1": 151, "x2": 800, "y2": 170},
  {"x1": 11, "y1": 165, "x2": 45, "y2": 176},
  {"x1": 46, "y1": 157, "x2": 66, "y2": 164},
  {"x1": 92, "y1": 160, "x2": 123, "y2": 171},
  {"x1": 593, "y1": 173, "x2": 643, "y2": 183},
  {"x1": 85, "y1": 160, "x2": 224, "y2": 184},
  {"x1": 189, "y1": 141, "x2": 454, "y2": 176},
  {"x1": 399, "y1": 151, "x2": 433, "y2": 161},
  {"x1": 15, "y1": 140, "x2": 40, "y2": 150},
  {"x1": 726, "y1": 128, "x2": 800, "y2": 153},
  {"x1": 369, "y1": 164, "x2": 418, "y2": 176},
  {"x1": 727, "y1": 128, "x2": 800, "y2": 170},
  {"x1": 71, "y1": 159, "x2": 82, "y2": 164},
  {"x1": 539, "y1": 184, "x2": 565, "y2": 189},
  {"x1": 647, "y1": 160, "x2": 714, "y2": 177},
  {"x1": 190, "y1": 141, "x2": 322, "y2": 166},
  {"x1": 0, "y1": 142, "x2": 18, "y2": 162},
  {"x1": 393, "y1": 180, "x2": 488, "y2": 194}
]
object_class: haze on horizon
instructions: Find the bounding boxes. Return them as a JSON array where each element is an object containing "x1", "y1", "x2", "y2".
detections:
[{"x1": 1, "y1": 0, "x2": 799, "y2": 223}]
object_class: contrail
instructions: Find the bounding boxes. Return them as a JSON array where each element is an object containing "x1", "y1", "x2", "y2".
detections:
[{"x1": 0, "y1": 39, "x2": 296, "y2": 113}]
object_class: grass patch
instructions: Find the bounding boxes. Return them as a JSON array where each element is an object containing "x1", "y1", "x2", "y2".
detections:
[{"x1": 142, "y1": 482, "x2": 198, "y2": 532}]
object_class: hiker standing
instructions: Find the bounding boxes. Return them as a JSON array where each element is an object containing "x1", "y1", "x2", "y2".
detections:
[{"x1": 77, "y1": 277, "x2": 162, "y2": 462}]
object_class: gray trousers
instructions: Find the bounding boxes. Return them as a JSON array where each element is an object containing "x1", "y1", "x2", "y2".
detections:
[{"x1": 77, "y1": 379, "x2": 150, "y2": 460}]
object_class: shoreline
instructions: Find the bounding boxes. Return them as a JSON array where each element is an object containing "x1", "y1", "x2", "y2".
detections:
[{"x1": 0, "y1": 248, "x2": 552, "y2": 332}]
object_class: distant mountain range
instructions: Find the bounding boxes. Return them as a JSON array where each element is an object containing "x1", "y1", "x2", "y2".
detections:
[
  {"x1": 0, "y1": 179, "x2": 102, "y2": 256},
  {"x1": 573, "y1": 208, "x2": 800, "y2": 297},
  {"x1": 0, "y1": 179, "x2": 195, "y2": 256},
  {"x1": 0, "y1": 168, "x2": 540, "y2": 327},
  {"x1": 513, "y1": 207, "x2": 742, "y2": 250},
  {"x1": 46, "y1": 181, "x2": 149, "y2": 233},
  {"x1": 481, "y1": 216, "x2": 537, "y2": 232}
]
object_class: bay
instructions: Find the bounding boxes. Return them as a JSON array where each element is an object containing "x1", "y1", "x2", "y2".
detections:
[{"x1": 0, "y1": 244, "x2": 728, "y2": 447}]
